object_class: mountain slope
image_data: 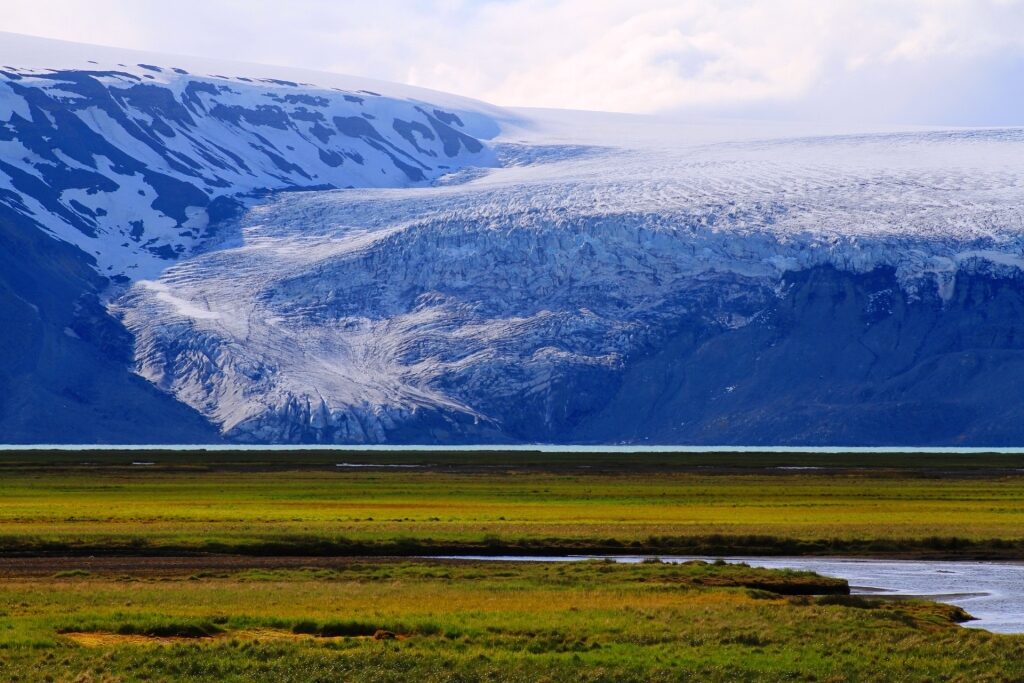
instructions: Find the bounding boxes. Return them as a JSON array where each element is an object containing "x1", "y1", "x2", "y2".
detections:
[
  {"x1": 572, "y1": 266, "x2": 1024, "y2": 446},
  {"x1": 0, "y1": 33, "x2": 502, "y2": 443},
  {"x1": 4, "y1": 34, "x2": 1024, "y2": 445}
]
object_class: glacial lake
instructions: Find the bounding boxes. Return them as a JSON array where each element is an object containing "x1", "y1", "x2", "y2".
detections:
[
  {"x1": 433, "y1": 555, "x2": 1024, "y2": 634},
  {"x1": 8, "y1": 444, "x2": 1024, "y2": 453}
]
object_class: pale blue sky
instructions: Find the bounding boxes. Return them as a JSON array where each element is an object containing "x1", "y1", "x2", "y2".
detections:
[{"x1": 3, "y1": 0, "x2": 1023, "y2": 125}]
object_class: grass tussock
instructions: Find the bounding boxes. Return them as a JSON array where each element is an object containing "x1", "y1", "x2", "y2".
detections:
[
  {"x1": 290, "y1": 620, "x2": 385, "y2": 638},
  {"x1": 58, "y1": 620, "x2": 225, "y2": 639}
]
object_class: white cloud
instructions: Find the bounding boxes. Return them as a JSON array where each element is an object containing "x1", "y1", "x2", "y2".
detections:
[{"x1": 0, "y1": 0, "x2": 1022, "y2": 123}]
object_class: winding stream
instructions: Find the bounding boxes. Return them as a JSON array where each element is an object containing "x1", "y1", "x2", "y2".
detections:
[{"x1": 435, "y1": 556, "x2": 1024, "y2": 634}]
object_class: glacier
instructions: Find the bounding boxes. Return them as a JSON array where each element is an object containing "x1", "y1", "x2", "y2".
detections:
[{"x1": 3, "y1": 33, "x2": 1024, "y2": 445}]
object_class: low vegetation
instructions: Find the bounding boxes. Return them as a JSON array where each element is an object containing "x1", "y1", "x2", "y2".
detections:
[
  {"x1": 1, "y1": 560, "x2": 1020, "y2": 682},
  {"x1": 0, "y1": 451, "x2": 1021, "y2": 558},
  {"x1": 0, "y1": 451, "x2": 1020, "y2": 679}
]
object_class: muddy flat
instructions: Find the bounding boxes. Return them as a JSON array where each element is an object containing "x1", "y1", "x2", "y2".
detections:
[{"x1": 0, "y1": 554, "x2": 418, "y2": 577}]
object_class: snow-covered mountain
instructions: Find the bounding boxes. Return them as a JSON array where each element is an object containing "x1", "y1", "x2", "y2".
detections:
[
  {"x1": 0, "y1": 31, "x2": 500, "y2": 280},
  {"x1": 0, "y1": 32, "x2": 502, "y2": 443},
  {"x1": 4, "y1": 33, "x2": 1024, "y2": 445}
]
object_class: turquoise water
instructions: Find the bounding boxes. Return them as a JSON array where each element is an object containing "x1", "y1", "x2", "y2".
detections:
[{"x1": 3, "y1": 444, "x2": 1024, "y2": 453}]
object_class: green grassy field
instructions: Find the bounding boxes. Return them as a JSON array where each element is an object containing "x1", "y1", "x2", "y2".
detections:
[
  {"x1": 1, "y1": 559, "x2": 1021, "y2": 682},
  {"x1": 0, "y1": 451, "x2": 1022, "y2": 557},
  {"x1": 1, "y1": 450, "x2": 1022, "y2": 681}
]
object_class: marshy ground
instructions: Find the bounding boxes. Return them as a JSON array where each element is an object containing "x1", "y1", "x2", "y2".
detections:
[
  {"x1": 0, "y1": 450, "x2": 1021, "y2": 680},
  {"x1": 2, "y1": 558, "x2": 1020, "y2": 682}
]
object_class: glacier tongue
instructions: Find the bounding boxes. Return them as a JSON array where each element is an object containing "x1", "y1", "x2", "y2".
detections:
[{"x1": 116, "y1": 120, "x2": 1024, "y2": 443}]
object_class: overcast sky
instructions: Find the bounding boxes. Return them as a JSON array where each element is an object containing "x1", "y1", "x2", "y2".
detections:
[{"x1": 3, "y1": 0, "x2": 1023, "y2": 125}]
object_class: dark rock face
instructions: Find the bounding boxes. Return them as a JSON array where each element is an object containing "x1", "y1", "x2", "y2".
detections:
[
  {"x1": 0, "y1": 211, "x2": 220, "y2": 444},
  {"x1": 570, "y1": 267, "x2": 1024, "y2": 446}
]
